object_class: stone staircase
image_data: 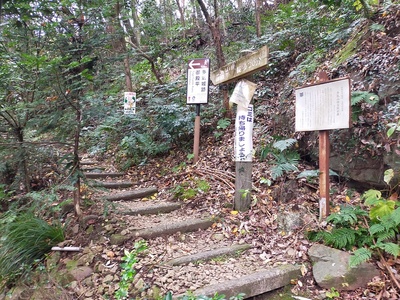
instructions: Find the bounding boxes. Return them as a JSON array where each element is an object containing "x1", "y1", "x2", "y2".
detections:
[{"x1": 81, "y1": 160, "x2": 302, "y2": 299}]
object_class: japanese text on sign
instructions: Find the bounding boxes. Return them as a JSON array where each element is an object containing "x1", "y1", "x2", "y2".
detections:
[
  {"x1": 295, "y1": 78, "x2": 351, "y2": 131},
  {"x1": 235, "y1": 105, "x2": 254, "y2": 162},
  {"x1": 210, "y1": 46, "x2": 269, "y2": 85},
  {"x1": 187, "y1": 58, "x2": 210, "y2": 104},
  {"x1": 124, "y1": 92, "x2": 136, "y2": 115}
]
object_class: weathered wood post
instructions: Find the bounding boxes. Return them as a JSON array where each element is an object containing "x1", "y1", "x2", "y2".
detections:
[
  {"x1": 318, "y1": 72, "x2": 331, "y2": 219},
  {"x1": 295, "y1": 72, "x2": 351, "y2": 220},
  {"x1": 193, "y1": 104, "x2": 201, "y2": 163},
  {"x1": 210, "y1": 47, "x2": 269, "y2": 211},
  {"x1": 186, "y1": 58, "x2": 210, "y2": 163},
  {"x1": 233, "y1": 104, "x2": 254, "y2": 211}
]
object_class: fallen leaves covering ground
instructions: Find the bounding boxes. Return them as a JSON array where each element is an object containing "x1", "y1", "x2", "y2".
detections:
[{"x1": 75, "y1": 119, "x2": 398, "y2": 299}]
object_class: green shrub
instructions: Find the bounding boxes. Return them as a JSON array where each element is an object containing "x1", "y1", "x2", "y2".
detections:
[
  {"x1": 115, "y1": 240, "x2": 148, "y2": 300},
  {"x1": 0, "y1": 212, "x2": 65, "y2": 290},
  {"x1": 308, "y1": 170, "x2": 400, "y2": 268},
  {"x1": 259, "y1": 138, "x2": 299, "y2": 180}
]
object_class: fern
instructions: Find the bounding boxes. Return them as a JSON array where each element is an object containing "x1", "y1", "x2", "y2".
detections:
[
  {"x1": 369, "y1": 223, "x2": 386, "y2": 236},
  {"x1": 374, "y1": 242, "x2": 400, "y2": 258},
  {"x1": 369, "y1": 200, "x2": 396, "y2": 221},
  {"x1": 375, "y1": 230, "x2": 396, "y2": 243},
  {"x1": 309, "y1": 227, "x2": 360, "y2": 250},
  {"x1": 317, "y1": 189, "x2": 400, "y2": 267},
  {"x1": 390, "y1": 207, "x2": 400, "y2": 225},
  {"x1": 326, "y1": 205, "x2": 367, "y2": 226},
  {"x1": 351, "y1": 91, "x2": 379, "y2": 106},
  {"x1": 325, "y1": 228, "x2": 358, "y2": 250},
  {"x1": 349, "y1": 248, "x2": 372, "y2": 268},
  {"x1": 261, "y1": 137, "x2": 300, "y2": 180},
  {"x1": 272, "y1": 138, "x2": 297, "y2": 152},
  {"x1": 270, "y1": 162, "x2": 299, "y2": 180}
]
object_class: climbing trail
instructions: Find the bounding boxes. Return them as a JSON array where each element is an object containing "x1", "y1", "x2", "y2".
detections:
[{"x1": 75, "y1": 158, "x2": 304, "y2": 299}]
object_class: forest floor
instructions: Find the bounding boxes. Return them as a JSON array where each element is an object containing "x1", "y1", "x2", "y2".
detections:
[
  {"x1": 53, "y1": 9, "x2": 400, "y2": 292},
  {"x1": 3, "y1": 5, "x2": 399, "y2": 300},
  {"x1": 54, "y1": 122, "x2": 399, "y2": 300}
]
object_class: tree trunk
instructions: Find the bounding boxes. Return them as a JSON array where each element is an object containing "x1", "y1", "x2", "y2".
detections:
[
  {"x1": 190, "y1": 0, "x2": 201, "y2": 28},
  {"x1": 255, "y1": 0, "x2": 262, "y2": 37},
  {"x1": 124, "y1": 55, "x2": 133, "y2": 92},
  {"x1": 129, "y1": 2, "x2": 141, "y2": 46},
  {"x1": 196, "y1": 0, "x2": 227, "y2": 110},
  {"x1": 114, "y1": 1, "x2": 133, "y2": 92},
  {"x1": 175, "y1": 0, "x2": 186, "y2": 38},
  {"x1": 196, "y1": 0, "x2": 225, "y2": 67},
  {"x1": 73, "y1": 100, "x2": 82, "y2": 217},
  {"x1": 15, "y1": 127, "x2": 30, "y2": 192}
]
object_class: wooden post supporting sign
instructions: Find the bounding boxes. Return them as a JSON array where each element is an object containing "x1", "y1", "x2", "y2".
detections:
[
  {"x1": 193, "y1": 104, "x2": 201, "y2": 162},
  {"x1": 211, "y1": 47, "x2": 269, "y2": 211},
  {"x1": 186, "y1": 58, "x2": 210, "y2": 163},
  {"x1": 234, "y1": 105, "x2": 254, "y2": 211},
  {"x1": 295, "y1": 72, "x2": 351, "y2": 220},
  {"x1": 318, "y1": 72, "x2": 330, "y2": 219}
]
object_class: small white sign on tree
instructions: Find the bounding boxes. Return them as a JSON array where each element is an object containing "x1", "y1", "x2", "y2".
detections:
[{"x1": 124, "y1": 92, "x2": 136, "y2": 115}]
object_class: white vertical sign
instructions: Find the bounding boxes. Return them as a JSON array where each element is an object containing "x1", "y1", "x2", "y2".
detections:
[
  {"x1": 235, "y1": 105, "x2": 254, "y2": 162},
  {"x1": 186, "y1": 58, "x2": 210, "y2": 104},
  {"x1": 124, "y1": 92, "x2": 136, "y2": 115}
]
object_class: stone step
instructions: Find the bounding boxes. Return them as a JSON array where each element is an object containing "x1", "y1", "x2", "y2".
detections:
[
  {"x1": 110, "y1": 218, "x2": 214, "y2": 245},
  {"x1": 82, "y1": 166, "x2": 106, "y2": 171},
  {"x1": 179, "y1": 264, "x2": 302, "y2": 299},
  {"x1": 84, "y1": 172, "x2": 125, "y2": 179},
  {"x1": 131, "y1": 217, "x2": 214, "y2": 239},
  {"x1": 164, "y1": 244, "x2": 252, "y2": 266},
  {"x1": 119, "y1": 202, "x2": 182, "y2": 216},
  {"x1": 103, "y1": 187, "x2": 158, "y2": 201},
  {"x1": 80, "y1": 161, "x2": 97, "y2": 165},
  {"x1": 89, "y1": 180, "x2": 133, "y2": 189}
]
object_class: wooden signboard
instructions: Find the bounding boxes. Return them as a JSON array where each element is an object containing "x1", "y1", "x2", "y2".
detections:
[
  {"x1": 295, "y1": 77, "x2": 351, "y2": 131},
  {"x1": 210, "y1": 46, "x2": 269, "y2": 85},
  {"x1": 295, "y1": 74, "x2": 351, "y2": 220}
]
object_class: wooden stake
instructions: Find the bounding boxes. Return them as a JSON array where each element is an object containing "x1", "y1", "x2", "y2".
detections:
[
  {"x1": 51, "y1": 246, "x2": 81, "y2": 252},
  {"x1": 193, "y1": 104, "x2": 201, "y2": 163},
  {"x1": 318, "y1": 72, "x2": 330, "y2": 220},
  {"x1": 234, "y1": 161, "x2": 252, "y2": 211},
  {"x1": 319, "y1": 130, "x2": 330, "y2": 219}
]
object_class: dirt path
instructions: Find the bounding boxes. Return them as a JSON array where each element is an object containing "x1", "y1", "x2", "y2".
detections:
[{"x1": 63, "y1": 158, "x2": 310, "y2": 299}]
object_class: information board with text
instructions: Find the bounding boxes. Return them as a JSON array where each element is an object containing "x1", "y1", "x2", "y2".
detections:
[{"x1": 295, "y1": 78, "x2": 351, "y2": 131}]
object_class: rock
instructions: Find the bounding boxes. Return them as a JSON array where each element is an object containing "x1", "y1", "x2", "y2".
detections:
[
  {"x1": 55, "y1": 269, "x2": 76, "y2": 286},
  {"x1": 330, "y1": 154, "x2": 385, "y2": 188},
  {"x1": 277, "y1": 204, "x2": 310, "y2": 233},
  {"x1": 103, "y1": 274, "x2": 114, "y2": 284},
  {"x1": 308, "y1": 244, "x2": 379, "y2": 291},
  {"x1": 273, "y1": 180, "x2": 298, "y2": 203},
  {"x1": 72, "y1": 223, "x2": 80, "y2": 235},
  {"x1": 78, "y1": 252, "x2": 95, "y2": 266},
  {"x1": 109, "y1": 233, "x2": 130, "y2": 245},
  {"x1": 46, "y1": 251, "x2": 61, "y2": 270},
  {"x1": 69, "y1": 266, "x2": 94, "y2": 281},
  {"x1": 104, "y1": 224, "x2": 114, "y2": 232},
  {"x1": 211, "y1": 233, "x2": 225, "y2": 241},
  {"x1": 134, "y1": 278, "x2": 145, "y2": 291}
]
